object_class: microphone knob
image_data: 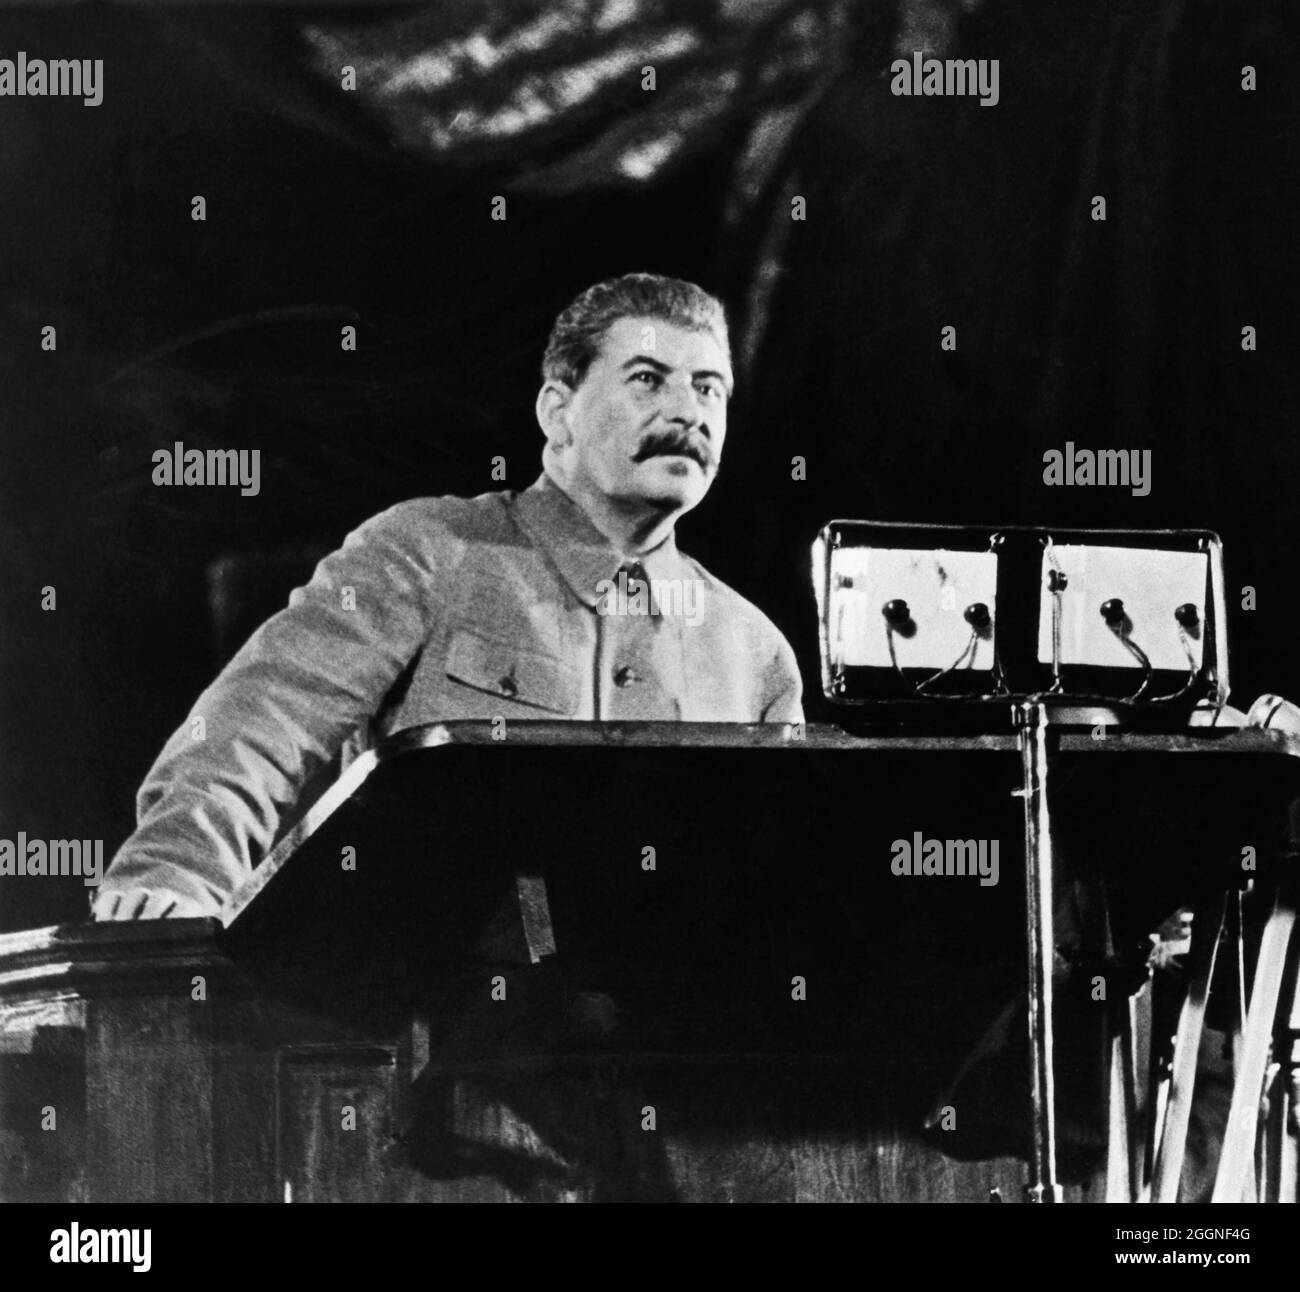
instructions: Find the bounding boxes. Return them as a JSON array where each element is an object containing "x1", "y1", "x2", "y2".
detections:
[
  {"x1": 1047, "y1": 570, "x2": 1068, "y2": 593},
  {"x1": 1175, "y1": 603, "x2": 1199, "y2": 629},
  {"x1": 964, "y1": 602, "x2": 991, "y2": 629},
  {"x1": 882, "y1": 599, "x2": 911, "y2": 627},
  {"x1": 1100, "y1": 598, "x2": 1126, "y2": 626}
]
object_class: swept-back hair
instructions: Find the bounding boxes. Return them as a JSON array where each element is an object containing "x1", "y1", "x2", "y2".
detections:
[{"x1": 542, "y1": 273, "x2": 730, "y2": 389}]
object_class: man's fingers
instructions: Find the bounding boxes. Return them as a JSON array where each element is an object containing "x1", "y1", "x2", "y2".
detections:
[{"x1": 92, "y1": 889, "x2": 207, "y2": 921}]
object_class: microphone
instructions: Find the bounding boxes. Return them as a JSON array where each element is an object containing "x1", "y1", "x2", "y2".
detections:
[{"x1": 1099, "y1": 597, "x2": 1153, "y2": 701}]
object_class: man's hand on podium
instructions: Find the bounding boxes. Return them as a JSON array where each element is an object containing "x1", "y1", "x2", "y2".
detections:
[{"x1": 91, "y1": 888, "x2": 213, "y2": 921}]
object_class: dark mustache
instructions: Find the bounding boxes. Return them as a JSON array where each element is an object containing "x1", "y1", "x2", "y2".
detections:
[{"x1": 633, "y1": 430, "x2": 713, "y2": 469}]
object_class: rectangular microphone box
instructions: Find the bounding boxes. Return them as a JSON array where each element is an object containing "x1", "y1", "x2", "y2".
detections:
[{"x1": 812, "y1": 522, "x2": 1227, "y2": 716}]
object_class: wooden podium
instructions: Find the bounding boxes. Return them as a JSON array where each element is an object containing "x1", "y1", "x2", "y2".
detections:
[{"x1": 3, "y1": 720, "x2": 1298, "y2": 1203}]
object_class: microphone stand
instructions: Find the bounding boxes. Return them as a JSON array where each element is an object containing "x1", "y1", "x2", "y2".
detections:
[{"x1": 1015, "y1": 699, "x2": 1064, "y2": 1202}]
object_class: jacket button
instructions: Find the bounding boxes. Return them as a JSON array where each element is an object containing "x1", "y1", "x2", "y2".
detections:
[
  {"x1": 613, "y1": 665, "x2": 639, "y2": 688},
  {"x1": 498, "y1": 676, "x2": 518, "y2": 698}
]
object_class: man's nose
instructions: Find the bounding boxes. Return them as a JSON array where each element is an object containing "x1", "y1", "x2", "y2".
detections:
[{"x1": 663, "y1": 381, "x2": 705, "y2": 432}]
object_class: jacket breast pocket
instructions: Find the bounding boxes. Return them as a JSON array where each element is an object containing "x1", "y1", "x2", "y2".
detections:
[{"x1": 444, "y1": 627, "x2": 581, "y2": 716}]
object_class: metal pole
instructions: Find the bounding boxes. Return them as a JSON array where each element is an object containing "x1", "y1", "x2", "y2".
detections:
[{"x1": 1017, "y1": 700, "x2": 1063, "y2": 1202}]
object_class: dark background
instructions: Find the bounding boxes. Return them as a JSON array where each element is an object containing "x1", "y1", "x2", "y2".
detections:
[{"x1": 1, "y1": 0, "x2": 1296, "y2": 930}]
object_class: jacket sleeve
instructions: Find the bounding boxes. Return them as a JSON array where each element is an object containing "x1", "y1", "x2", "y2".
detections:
[
  {"x1": 760, "y1": 631, "x2": 805, "y2": 725},
  {"x1": 93, "y1": 503, "x2": 443, "y2": 918}
]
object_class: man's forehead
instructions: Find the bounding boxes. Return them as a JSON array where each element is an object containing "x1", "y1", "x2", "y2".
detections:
[{"x1": 597, "y1": 315, "x2": 730, "y2": 374}]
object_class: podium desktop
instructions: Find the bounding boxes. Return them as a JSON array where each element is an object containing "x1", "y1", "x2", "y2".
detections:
[{"x1": 2, "y1": 718, "x2": 1297, "y2": 1203}]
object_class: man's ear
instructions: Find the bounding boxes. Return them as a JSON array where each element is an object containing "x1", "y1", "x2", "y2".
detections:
[{"x1": 536, "y1": 380, "x2": 576, "y2": 450}]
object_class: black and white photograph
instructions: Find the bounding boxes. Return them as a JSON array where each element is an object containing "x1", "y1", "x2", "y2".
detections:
[{"x1": 1, "y1": 0, "x2": 1297, "y2": 1257}]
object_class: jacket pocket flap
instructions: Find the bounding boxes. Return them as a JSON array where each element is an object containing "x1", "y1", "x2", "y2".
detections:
[{"x1": 445, "y1": 628, "x2": 579, "y2": 714}]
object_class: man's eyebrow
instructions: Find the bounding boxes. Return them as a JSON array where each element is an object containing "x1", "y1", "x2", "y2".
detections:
[
  {"x1": 693, "y1": 368, "x2": 732, "y2": 394},
  {"x1": 621, "y1": 355, "x2": 671, "y2": 373}
]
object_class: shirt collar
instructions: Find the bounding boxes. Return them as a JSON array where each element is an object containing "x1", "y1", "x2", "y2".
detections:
[{"x1": 512, "y1": 471, "x2": 685, "y2": 609}]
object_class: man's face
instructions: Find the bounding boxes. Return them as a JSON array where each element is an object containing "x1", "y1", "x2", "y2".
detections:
[{"x1": 549, "y1": 315, "x2": 732, "y2": 515}]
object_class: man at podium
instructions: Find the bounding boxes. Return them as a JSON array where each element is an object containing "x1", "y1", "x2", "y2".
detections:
[{"x1": 93, "y1": 273, "x2": 803, "y2": 921}]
